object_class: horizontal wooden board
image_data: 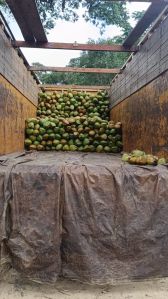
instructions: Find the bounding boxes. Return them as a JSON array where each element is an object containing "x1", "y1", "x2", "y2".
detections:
[
  {"x1": 29, "y1": 66, "x2": 120, "y2": 74},
  {"x1": 0, "y1": 75, "x2": 36, "y2": 155},
  {"x1": 39, "y1": 84, "x2": 110, "y2": 92},
  {"x1": 110, "y1": 69, "x2": 168, "y2": 158},
  {"x1": 0, "y1": 27, "x2": 38, "y2": 105},
  {"x1": 13, "y1": 41, "x2": 137, "y2": 52},
  {"x1": 110, "y1": 13, "x2": 168, "y2": 107}
]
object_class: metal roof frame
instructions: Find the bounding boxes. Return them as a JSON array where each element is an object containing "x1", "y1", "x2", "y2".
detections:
[{"x1": 3, "y1": 0, "x2": 168, "y2": 85}]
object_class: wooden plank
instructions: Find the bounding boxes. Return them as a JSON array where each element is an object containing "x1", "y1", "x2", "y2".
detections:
[
  {"x1": 12, "y1": 41, "x2": 137, "y2": 52},
  {"x1": 21, "y1": 0, "x2": 47, "y2": 42},
  {"x1": 29, "y1": 66, "x2": 120, "y2": 74},
  {"x1": 110, "y1": 13, "x2": 168, "y2": 107},
  {"x1": 6, "y1": 0, "x2": 47, "y2": 42},
  {"x1": 110, "y1": 69, "x2": 168, "y2": 158},
  {"x1": 123, "y1": 2, "x2": 168, "y2": 47},
  {"x1": 0, "y1": 27, "x2": 39, "y2": 105},
  {"x1": 5, "y1": 0, "x2": 34, "y2": 41},
  {"x1": 0, "y1": 11, "x2": 40, "y2": 84},
  {"x1": 0, "y1": 74, "x2": 36, "y2": 155},
  {"x1": 39, "y1": 84, "x2": 109, "y2": 91}
]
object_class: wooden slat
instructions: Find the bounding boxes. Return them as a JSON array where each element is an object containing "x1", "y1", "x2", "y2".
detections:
[
  {"x1": 21, "y1": 0, "x2": 47, "y2": 42},
  {"x1": 110, "y1": 69, "x2": 168, "y2": 158},
  {"x1": 6, "y1": 0, "x2": 47, "y2": 42},
  {"x1": 12, "y1": 41, "x2": 137, "y2": 52},
  {"x1": 0, "y1": 74, "x2": 36, "y2": 155},
  {"x1": 5, "y1": 0, "x2": 34, "y2": 41},
  {"x1": 0, "y1": 26, "x2": 38, "y2": 105},
  {"x1": 110, "y1": 12, "x2": 168, "y2": 107},
  {"x1": 0, "y1": 11, "x2": 40, "y2": 84},
  {"x1": 39, "y1": 84, "x2": 109, "y2": 91},
  {"x1": 29, "y1": 66, "x2": 121, "y2": 74},
  {"x1": 123, "y1": 2, "x2": 168, "y2": 47}
]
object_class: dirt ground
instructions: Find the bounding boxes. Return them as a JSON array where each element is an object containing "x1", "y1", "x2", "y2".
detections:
[{"x1": 1, "y1": 270, "x2": 168, "y2": 299}]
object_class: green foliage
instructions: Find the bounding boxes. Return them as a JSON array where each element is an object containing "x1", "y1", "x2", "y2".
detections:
[
  {"x1": 132, "y1": 10, "x2": 145, "y2": 21},
  {"x1": 32, "y1": 62, "x2": 67, "y2": 84},
  {"x1": 81, "y1": 1, "x2": 129, "y2": 34},
  {"x1": 39, "y1": 71, "x2": 67, "y2": 84},
  {"x1": 35, "y1": 0, "x2": 130, "y2": 32},
  {"x1": 0, "y1": 0, "x2": 6, "y2": 9},
  {"x1": 1, "y1": 0, "x2": 129, "y2": 32},
  {"x1": 1, "y1": 0, "x2": 145, "y2": 34}
]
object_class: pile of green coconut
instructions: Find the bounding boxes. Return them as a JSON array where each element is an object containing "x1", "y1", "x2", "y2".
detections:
[{"x1": 25, "y1": 90, "x2": 122, "y2": 153}]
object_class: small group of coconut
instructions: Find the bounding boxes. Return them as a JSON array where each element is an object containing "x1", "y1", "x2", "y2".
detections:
[{"x1": 122, "y1": 150, "x2": 166, "y2": 165}]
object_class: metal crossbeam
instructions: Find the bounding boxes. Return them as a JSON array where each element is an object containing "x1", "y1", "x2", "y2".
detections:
[
  {"x1": 39, "y1": 84, "x2": 109, "y2": 91},
  {"x1": 12, "y1": 41, "x2": 137, "y2": 52},
  {"x1": 29, "y1": 66, "x2": 121, "y2": 74}
]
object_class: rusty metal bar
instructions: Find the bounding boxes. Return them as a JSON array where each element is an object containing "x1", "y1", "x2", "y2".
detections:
[
  {"x1": 29, "y1": 66, "x2": 121, "y2": 74},
  {"x1": 12, "y1": 41, "x2": 137, "y2": 52},
  {"x1": 39, "y1": 84, "x2": 109, "y2": 91}
]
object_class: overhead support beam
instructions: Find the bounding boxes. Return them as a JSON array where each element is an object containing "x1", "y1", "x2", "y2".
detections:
[
  {"x1": 5, "y1": 0, "x2": 47, "y2": 42},
  {"x1": 123, "y1": 1, "x2": 168, "y2": 47},
  {"x1": 29, "y1": 66, "x2": 121, "y2": 74},
  {"x1": 39, "y1": 85, "x2": 109, "y2": 91},
  {"x1": 5, "y1": 0, "x2": 34, "y2": 41},
  {"x1": 12, "y1": 41, "x2": 137, "y2": 52}
]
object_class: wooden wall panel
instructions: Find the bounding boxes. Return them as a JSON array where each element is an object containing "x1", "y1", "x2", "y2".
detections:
[
  {"x1": 110, "y1": 69, "x2": 168, "y2": 158},
  {"x1": 0, "y1": 27, "x2": 38, "y2": 105},
  {"x1": 0, "y1": 75, "x2": 36, "y2": 155},
  {"x1": 110, "y1": 13, "x2": 168, "y2": 108}
]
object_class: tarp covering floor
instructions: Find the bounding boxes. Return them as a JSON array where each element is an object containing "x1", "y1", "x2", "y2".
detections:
[
  {"x1": 1, "y1": 271, "x2": 168, "y2": 299},
  {"x1": 1, "y1": 151, "x2": 168, "y2": 284}
]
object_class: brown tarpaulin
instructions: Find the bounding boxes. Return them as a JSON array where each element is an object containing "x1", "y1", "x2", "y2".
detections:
[{"x1": 1, "y1": 152, "x2": 168, "y2": 283}]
